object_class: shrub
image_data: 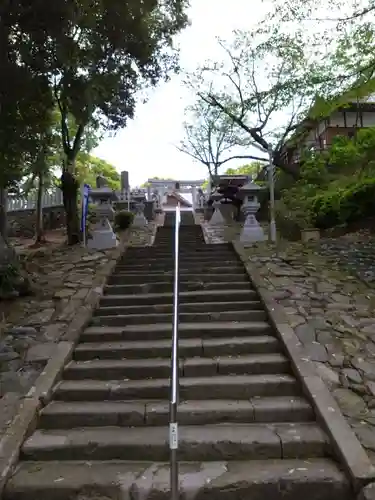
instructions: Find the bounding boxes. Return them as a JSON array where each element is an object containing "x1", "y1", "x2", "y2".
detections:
[
  {"x1": 305, "y1": 178, "x2": 375, "y2": 229},
  {"x1": 114, "y1": 210, "x2": 134, "y2": 230}
]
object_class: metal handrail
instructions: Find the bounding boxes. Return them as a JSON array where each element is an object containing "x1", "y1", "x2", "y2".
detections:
[{"x1": 170, "y1": 203, "x2": 181, "y2": 500}]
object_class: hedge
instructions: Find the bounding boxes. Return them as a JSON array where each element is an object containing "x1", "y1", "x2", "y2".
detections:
[{"x1": 310, "y1": 178, "x2": 375, "y2": 229}]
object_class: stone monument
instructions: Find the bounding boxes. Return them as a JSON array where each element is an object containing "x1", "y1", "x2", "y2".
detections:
[
  {"x1": 133, "y1": 201, "x2": 148, "y2": 227},
  {"x1": 239, "y1": 181, "x2": 265, "y2": 244},
  {"x1": 87, "y1": 176, "x2": 118, "y2": 250}
]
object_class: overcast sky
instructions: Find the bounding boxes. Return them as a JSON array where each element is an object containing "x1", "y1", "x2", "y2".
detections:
[{"x1": 93, "y1": 0, "x2": 270, "y2": 187}]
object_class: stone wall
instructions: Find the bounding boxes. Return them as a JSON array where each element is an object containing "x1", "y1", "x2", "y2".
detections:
[{"x1": 7, "y1": 206, "x2": 66, "y2": 238}]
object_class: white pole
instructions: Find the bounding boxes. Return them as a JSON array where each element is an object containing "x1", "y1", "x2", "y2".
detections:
[
  {"x1": 268, "y1": 146, "x2": 277, "y2": 243},
  {"x1": 127, "y1": 189, "x2": 130, "y2": 211},
  {"x1": 81, "y1": 184, "x2": 86, "y2": 247}
]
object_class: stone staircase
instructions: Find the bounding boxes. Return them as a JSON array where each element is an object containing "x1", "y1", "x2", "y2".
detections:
[{"x1": 4, "y1": 217, "x2": 352, "y2": 499}]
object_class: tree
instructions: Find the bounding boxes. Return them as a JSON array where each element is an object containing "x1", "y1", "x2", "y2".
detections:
[
  {"x1": 15, "y1": 0, "x2": 189, "y2": 244},
  {"x1": 224, "y1": 162, "x2": 263, "y2": 177},
  {"x1": 261, "y1": 0, "x2": 375, "y2": 109},
  {"x1": 187, "y1": 31, "x2": 337, "y2": 179},
  {"x1": 0, "y1": 13, "x2": 53, "y2": 241},
  {"x1": 177, "y1": 97, "x2": 264, "y2": 180},
  {"x1": 76, "y1": 155, "x2": 121, "y2": 190}
]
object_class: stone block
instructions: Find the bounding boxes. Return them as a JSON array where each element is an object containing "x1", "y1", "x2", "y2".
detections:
[{"x1": 26, "y1": 343, "x2": 58, "y2": 364}]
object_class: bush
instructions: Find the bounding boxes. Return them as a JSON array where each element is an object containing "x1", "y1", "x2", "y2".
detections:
[
  {"x1": 114, "y1": 210, "x2": 134, "y2": 230},
  {"x1": 308, "y1": 178, "x2": 375, "y2": 229}
]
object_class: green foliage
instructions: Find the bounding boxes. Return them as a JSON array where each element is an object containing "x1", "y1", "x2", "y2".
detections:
[
  {"x1": 1, "y1": 0, "x2": 189, "y2": 243},
  {"x1": 311, "y1": 179, "x2": 375, "y2": 229},
  {"x1": 277, "y1": 127, "x2": 375, "y2": 234},
  {"x1": 224, "y1": 162, "x2": 263, "y2": 177},
  {"x1": 114, "y1": 210, "x2": 134, "y2": 230},
  {"x1": 76, "y1": 155, "x2": 120, "y2": 190}
]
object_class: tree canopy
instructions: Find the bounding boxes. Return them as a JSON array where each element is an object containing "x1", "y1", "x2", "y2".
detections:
[
  {"x1": 177, "y1": 96, "x2": 263, "y2": 180},
  {"x1": 76, "y1": 156, "x2": 121, "y2": 190},
  {"x1": 0, "y1": 0, "x2": 190, "y2": 243}
]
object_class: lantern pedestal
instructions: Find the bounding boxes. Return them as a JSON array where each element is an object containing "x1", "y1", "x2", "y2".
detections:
[
  {"x1": 133, "y1": 202, "x2": 148, "y2": 227},
  {"x1": 239, "y1": 182, "x2": 265, "y2": 245},
  {"x1": 209, "y1": 201, "x2": 225, "y2": 225},
  {"x1": 88, "y1": 188, "x2": 118, "y2": 250}
]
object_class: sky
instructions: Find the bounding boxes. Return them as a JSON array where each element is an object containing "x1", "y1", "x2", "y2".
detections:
[{"x1": 93, "y1": 0, "x2": 270, "y2": 188}]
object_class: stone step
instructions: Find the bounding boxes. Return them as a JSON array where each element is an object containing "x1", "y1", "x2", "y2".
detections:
[
  {"x1": 64, "y1": 353, "x2": 290, "y2": 380},
  {"x1": 21, "y1": 423, "x2": 329, "y2": 461},
  {"x1": 114, "y1": 264, "x2": 244, "y2": 274},
  {"x1": 90, "y1": 310, "x2": 267, "y2": 327},
  {"x1": 115, "y1": 260, "x2": 243, "y2": 271},
  {"x1": 118, "y1": 254, "x2": 239, "y2": 264},
  {"x1": 39, "y1": 397, "x2": 314, "y2": 429},
  {"x1": 3, "y1": 459, "x2": 350, "y2": 500},
  {"x1": 75, "y1": 335, "x2": 280, "y2": 359},
  {"x1": 153, "y1": 241, "x2": 205, "y2": 246},
  {"x1": 100, "y1": 289, "x2": 258, "y2": 306},
  {"x1": 95, "y1": 300, "x2": 263, "y2": 317},
  {"x1": 123, "y1": 251, "x2": 236, "y2": 259},
  {"x1": 104, "y1": 281, "x2": 251, "y2": 295},
  {"x1": 125, "y1": 245, "x2": 232, "y2": 254},
  {"x1": 156, "y1": 236, "x2": 204, "y2": 240},
  {"x1": 53, "y1": 374, "x2": 300, "y2": 401},
  {"x1": 125, "y1": 249, "x2": 236, "y2": 258},
  {"x1": 80, "y1": 321, "x2": 273, "y2": 343},
  {"x1": 108, "y1": 272, "x2": 249, "y2": 284}
]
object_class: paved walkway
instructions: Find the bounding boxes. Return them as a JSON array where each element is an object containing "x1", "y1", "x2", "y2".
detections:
[
  {"x1": 203, "y1": 222, "x2": 375, "y2": 464},
  {"x1": 0, "y1": 221, "x2": 159, "y2": 439},
  {"x1": 315, "y1": 232, "x2": 375, "y2": 286}
]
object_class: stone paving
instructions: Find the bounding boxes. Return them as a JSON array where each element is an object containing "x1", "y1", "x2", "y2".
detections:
[
  {"x1": 204, "y1": 223, "x2": 375, "y2": 464},
  {"x1": 0, "y1": 221, "x2": 159, "y2": 439},
  {"x1": 314, "y1": 231, "x2": 375, "y2": 287}
]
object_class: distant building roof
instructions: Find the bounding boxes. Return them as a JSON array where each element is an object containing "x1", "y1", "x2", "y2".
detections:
[{"x1": 162, "y1": 190, "x2": 192, "y2": 208}]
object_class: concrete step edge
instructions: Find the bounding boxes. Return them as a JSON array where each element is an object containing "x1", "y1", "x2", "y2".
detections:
[
  {"x1": 74, "y1": 336, "x2": 280, "y2": 359},
  {"x1": 53, "y1": 374, "x2": 300, "y2": 401},
  {"x1": 38, "y1": 397, "x2": 315, "y2": 429},
  {"x1": 100, "y1": 289, "x2": 257, "y2": 301},
  {"x1": 65, "y1": 353, "x2": 289, "y2": 374},
  {"x1": 95, "y1": 301, "x2": 263, "y2": 313},
  {"x1": 3, "y1": 458, "x2": 350, "y2": 500},
  {"x1": 75, "y1": 335, "x2": 278, "y2": 351},
  {"x1": 91, "y1": 310, "x2": 266, "y2": 321},
  {"x1": 82, "y1": 321, "x2": 272, "y2": 333},
  {"x1": 21, "y1": 423, "x2": 329, "y2": 461}
]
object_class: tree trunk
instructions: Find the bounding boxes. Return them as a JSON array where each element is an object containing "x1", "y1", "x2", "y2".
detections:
[
  {"x1": 35, "y1": 172, "x2": 45, "y2": 243},
  {"x1": 0, "y1": 187, "x2": 8, "y2": 242},
  {"x1": 61, "y1": 167, "x2": 80, "y2": 245}
]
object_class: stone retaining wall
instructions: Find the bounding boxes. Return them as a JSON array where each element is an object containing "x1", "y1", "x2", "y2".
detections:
[{"x1": 8, "y1": 206, "x2": 66, "y2": 237}]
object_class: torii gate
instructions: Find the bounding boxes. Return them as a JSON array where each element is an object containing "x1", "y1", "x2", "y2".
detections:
[{"x1": 147, "y1": 179, "x2": 205, "y2": 210}]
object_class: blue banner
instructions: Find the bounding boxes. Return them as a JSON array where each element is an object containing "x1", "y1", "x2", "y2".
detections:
[{"x1": 81, "y1": 184, "x2": 90, "y2": 233}]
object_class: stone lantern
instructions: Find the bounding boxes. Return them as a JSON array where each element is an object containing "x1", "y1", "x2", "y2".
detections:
[
  {"x1": 87, "y1": 186, "x2": 118, "y2": 250},
  {"x1": 238, "y1": 181, "x2": 265, "y2": 244},
  {"x1": 133, "y1": 201, "x2": 147, "y2": 227},
  {"x1": 209, "y1": 189, "x2": 225, "y2": 226}
]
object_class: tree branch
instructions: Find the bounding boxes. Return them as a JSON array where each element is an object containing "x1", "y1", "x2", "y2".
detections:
[{"x1": 219, "y1": 154, "x2": 268, "y2": 166}]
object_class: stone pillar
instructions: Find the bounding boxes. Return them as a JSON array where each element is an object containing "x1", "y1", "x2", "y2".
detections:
[
  {"x1": 120, "y1": 171, "x2": 129, "y2": 194},
  {"x1": 144, "y1": 201, "x2": 155, "y2": 221},
  {"x1": 239, "y1": 196, "x2": 265, "y2": 244},
  {"x1": 133, "y1": 202, "x2": 147, "y2": 227},
  {"x1": 191, "y1": 185, "x2": 197, "y2": 210}
]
